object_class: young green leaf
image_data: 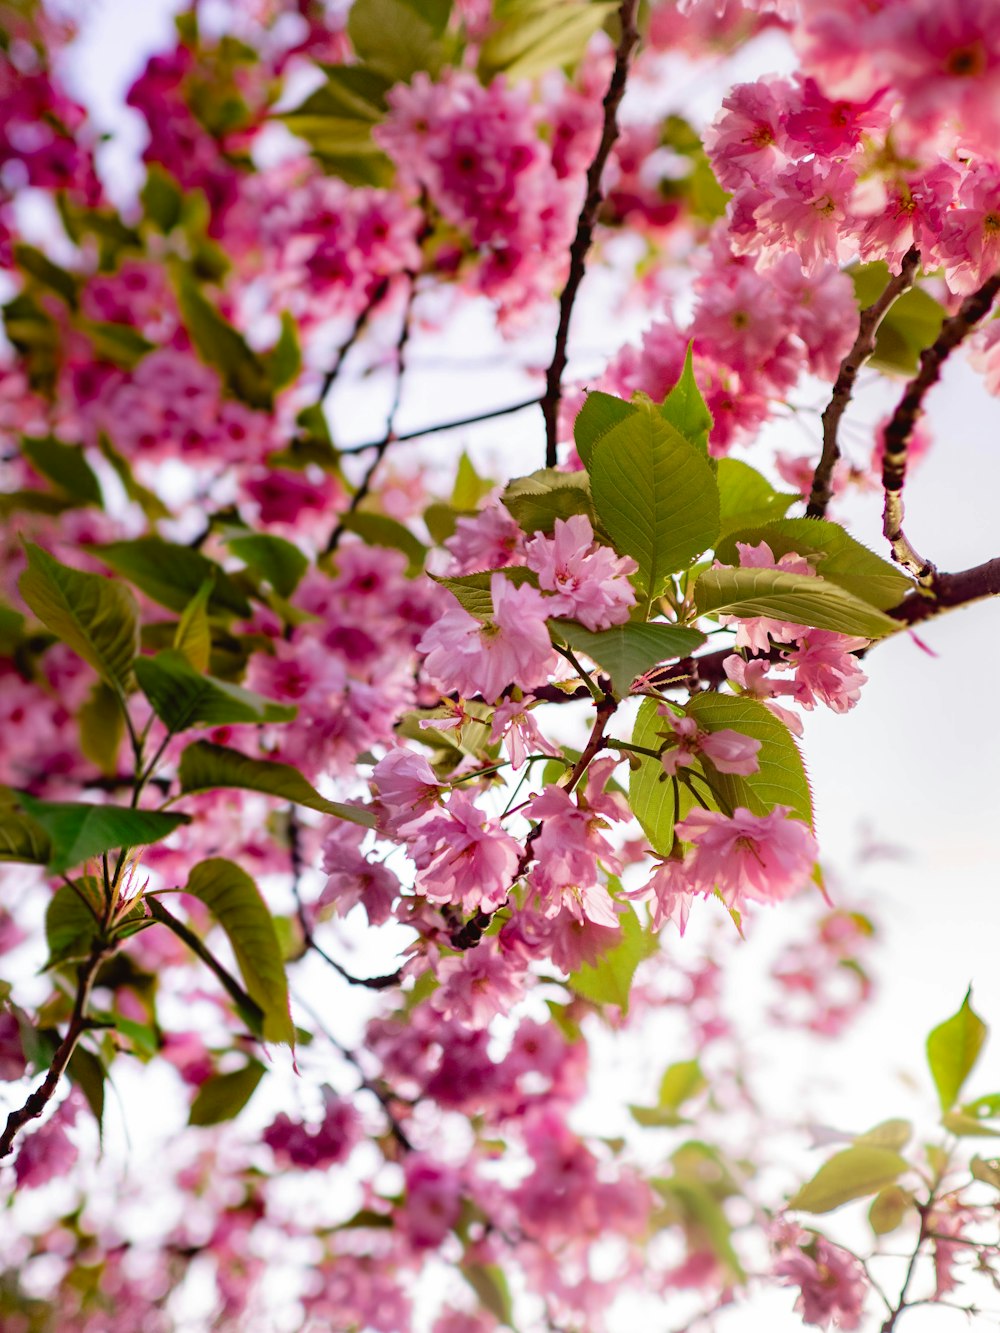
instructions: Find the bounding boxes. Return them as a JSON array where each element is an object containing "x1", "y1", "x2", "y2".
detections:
[
  {"x1": 134, "y1": 650, "x2": 297, "y2": 733},
  {"x1": 590, "y1": 410, "x2": 721, "y2": 614},
  {"x1": 184, "y1": 858, "x2": 294, "y2": 1046},
  {"x1": 567, "y1": 905, "x2": 657, "y2": 1014},
  {"x1": 788, "y1": 1145, "x2": 910, "y2": 1214},
  {"x1": 660, "y1": 344, "x2": 713, "y2": 455},
  {"x1": 716, "y1": 458, "x2": 796, "y2": 539},
  {"x1": 433, "y1": 567, "x2": 539, "y2": 621},
  {"x1": 926, "y1": 990, "x2": 988, "y2": 1114},
  {"x1": 20, "y1": 435, "x2": 103, "y2": 507},
  {"x1": 78, "y1": 681, "x2": 125, "y2": 776},
  {"x1": 17, "y1": 794, "x2": 190, "y2": 876},
  {"x1": 869, "y1": 1185, "x2": 911, "y2": 1235},
  {"x1": 175, "y1": 273, "x2": 273, "y2": 410},
  {"x1": 478, "y1": 0, "x2": 616, "y2": 82},
  {"x1": 89, "y1": 537, "x2": 252, "y2": 618},
  {"x1": 574, "y1": 391, "x2": 638, "y2": 471},
  {"x1": 0, "y1": 811, "x2": 53, "y2": 865},
  {"x1": 550, "y1": 619, "x2": 705, "y2": 697},
  {"x1": 714, "y1": 517, "x2": 912, "y2": 611},
  {"x1": 629, "y1": 696, "x2": 677, "y2": 855},
  {"x1": 173, "y1": 580, "x2": 215, "y2": 672},
  {"x1": 19, "y1": 543, "x2": 140, "y2": 695},
  {"x1": 348, "y1": 0, "x2": 450, "y2": 82},
  {"x1": 694, "y1": 567, "x2": 899, "y2": 638},
  {"x1": 333, "y1": 513, "x2": 426, "y2": 576},
  {"x1": 223, "y1": 530, "x2": 309, "y2": 598},
  {"x1": 501, "y1": 468, "x2": 595, "y2": 535},
  {"x1": 189, "y1": 1061, "x2": 266, "y2": 1126},
  {"x1": 45, "y1": 883, "x2": 101, "y2": 967},
  {"x1": 178, "y1": 741, "x2": 375, "y2": 825}
]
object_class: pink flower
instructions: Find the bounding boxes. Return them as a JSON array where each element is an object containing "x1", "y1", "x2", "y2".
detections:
[
  {"x1": 657, "y1": 706, "x2": 761, "y2": 777},
  {"x1": 774, "y1": 1235, "x2": 866, "y2": 1330},
  {"x1": 527, "y1": 781, "x2": 623, "y2": 926},
  {"x1": 262, "y1": 1087, "x2": 360, "y2": 1169},
  {"x1": 0, "y1": 1010, "x2": 26, "y2": 1082},
  {"x1": 721, "y1": 542, "x2": 815, "y2": 652},
  {"x1": 445, "y1": 504, "x2": 524, "y2": 573},
  {"x1": 14, "y1": 1094, "x2": 80, "y2": 1189},
  {"x1": 782, "y1": 630, "x2": 869, "y2": 713},
  {"x1": 431, "y1": 940, "x2": 527, "y2": 1027},
  {"x1": 489, "y1": 695, "x2": 560, "y2": 770},
  {"x1": 418, "y1": 574, "x2": 557, "y2": 701},
  {"x1": 524, "y1": 514, "x2": 637, "y2": 631},
  {"x1": 372, "y1": 747, "x2": 443, "y2": 834},
  {"x1": 401, "y1": 1155, "x2": 464, "y2": 1249},
  {"x1": 623, "y1": 857, "x2": 697, "y2": 933},
  {"x1": 677, "y1": 806, "x2": 818, "y2": 908},
  {"x1": 320, "y1": 823, "x2": 399, "y2": 925},
  {"x1": 408, "y1": 790, "x2": 521, "y2": 914}
]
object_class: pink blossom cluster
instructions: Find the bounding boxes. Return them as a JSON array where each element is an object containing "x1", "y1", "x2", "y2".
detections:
[
  {"x1": 262, "y1": 1087, "x2": 360, "y2": 1168},
  {"x1": 375, "y1": 71, "x2": 579, "y2": 321},
  {"x1": 774, "y1": 1228, "x2": 867, "y2": 1329}
]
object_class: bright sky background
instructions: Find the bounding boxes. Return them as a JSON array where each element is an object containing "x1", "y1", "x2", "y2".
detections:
[{"x1": 35, "y1": 2, "x2": 1000, "y2": 1329}]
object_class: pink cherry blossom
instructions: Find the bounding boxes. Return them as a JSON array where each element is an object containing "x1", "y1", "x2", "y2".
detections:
[
  {"x1": 445, "y1": 504, "x2": 524, "y2": 574},
  {"x1": 623, "y1": 857, "x2": 697, "y2": 933},
  {"x1": 774, "y1": 1235, "x2": 867, "y2": 1329},
  {"x1": 418, "y1": 574, "x2": 557, "y2": 701},
  {"x1": 677, "y1": 806, "x2": 818, "y2": 908},
  {"x1": 372, "y1": 747, "x2": 444, "y2": 834},
  {"x1": 408, "y1": 790, "x2": 521, "y2": 914},
  {"x1": 657, "y1": 705, "x2": 761, "y2": 777},
  {"x1": 524, "y1": 513, "x2": 637, "y2": 631},
  {"x1": 489, "y1": 695, "x2": 560, "y2": 770}
]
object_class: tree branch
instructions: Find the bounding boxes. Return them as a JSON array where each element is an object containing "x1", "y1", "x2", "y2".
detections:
[
  {"x1": 0, "y1": 941, "x2": 106, "y2": 1160},
  {"x1": 324, "y1": 272, "x2": 419, "y2": 557},
  {"x1": 337, "y1": 395, "x2": 543, "y2": 456},
  {"x1": 882, "y1": 270, "x2": 1000, "y2": 580},
  {"x1": 807, "y1": 247, "x2": 920, "y2": 519},
  {"x1": 541, "y1": 0, "x2": 642, "y2": 467},
  {"x1": 315, "y1": 276, "x2": 391, "y2": 408}
]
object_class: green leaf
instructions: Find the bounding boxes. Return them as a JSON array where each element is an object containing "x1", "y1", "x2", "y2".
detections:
[
  {"x1": 567, "y1": 905, "x2": 657, "y2": 1014},
  {"x1": 590, "y1": 410, "x2": 721, "y2": 613},
  {"x1": 573, "y1": 391, "x2": 638, "y2": 471},
  {"x1": 629, "y1": 694, "x2": 813, "y2": 855},
  {"x1": 971, "y1": 1156, "x2": 1000, "y2": 1191},
  {"x1": 223, "y1": 530, "x2": 309, "y2": 598},
  {"x1": 856, "y1": 1119, "x2": 913, "y2": 1152},
  {"x1": 97, "y1": 434, "x2": 170, "y2": 521},
  {"x1": 184, "y1": 858, "x2": 294, "y2": 1045},
  {"x1": 335, "y1": 512, "x2": 426, "y2": 576},
  {"x1": 189, "y1": 1061, "x2": 266, "y2": 1126},
  {"x1": 265, "y1": 311, "x2": 301, "y2": 390},
  {"x1": 90, "y1": 537, "x2": 253, "y2": 617},
  {"x1": 660, "y1": 1059, "x2": 706, "y2": 1111},
  {"x1": 851, "y1": 263, "x2": 945, "y2": 375},
  {"x1": 178, "y1": 741, "x2": 375, "y2": 825},
  {"x1": 694, "y1": 567, "x2": 899, "y2": 638},
  {"x1": 175, "y1": 272, "x2": 273, "y2": 410},
  {"x1": 173, "y1": 580, "x2": 214, "y2": 672},
  {"x1": 655, "y1": 1174, "x2": 745, "y2": 1283},
  {"x1": 433, "y1": 566, "x2": 539, "y2": 620},
  {"x1": 348, "y1": 0, "x2": 450, "y2": 82},
  {"x1": 716, "y1": 459, "x2": 796, "y2": 540},
  {"x1": 19, "y1": 543, "x2": 140, "y2": 695},
  {"x1": 18, "y1": 794, "x2": 190, "y2": 876},
  {"x1": 13, "y1": 243, "x2": 79, "y2": 308},
  {"x1": 451, "y1": 451, "x2": 495, "y2": 510},
  {"x1": 927, "y1": 990, "x2": 987, "y2": 1114},
  {"x1": 281, "y1": 70, "x2": 395, "y2": 187},
  {"x1": 20, "y1": 436, "x2": 103, "y2": 507},
  {"x1": 478, "y1": 0, "x2": 617, "y2": 81},
  {"x1": 134, "y1": 650, "x2": 297, "y2": 733},
  {"x1": 941, "y1": 1110, "x2": 1000, "y2": 1138},
  {"x1": 462, "y1": 1263, "x2": 514, "y2": 1325},
  {"x1": 81, "y1": 320, "x2": 154, "y2": 369},
  {"x1": 714, "y1": 518, "x2": 912, "y2": 611},
  {"x1": 961, "y1": 1092, "x2": 1000, "y2": 1122},
  {"x1": 660, "y1": 344, "x2": 713, "y2": 455},
  {"x1": 501, "y1": 468, "x2": 595, "y2": 535},
  {"x1": 141, "y1": 164, "x2": 184, "y2": 232},
  {"x1": 550, "y1": 619, "x2": 705, "y2": 697},
  {"x1": 45, "y1": 883, "x2": 101, "y2": 967},
  {"x1": 869, "y1": 1185, "x2": 911, "y2": 1236},
  {"x1": 78, "y1": 681, "x2": 125, "y2": 776},
  {"x1": 788, "y1": 1145, "x2": 910, "y2": 1214},
  {"x1": 424, "y1": 501, "x2": 464, "y2": 544},
  {"x1": 0, "y1": 811, "x2": 52, "y2": 865}
]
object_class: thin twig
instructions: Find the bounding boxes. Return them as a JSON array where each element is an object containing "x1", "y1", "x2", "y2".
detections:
[
  {"x1": 881, "y1": 1202, "x2": 930, "y2": 1332},
  {"x1": 807, "y1": 247, "x2": 920, "y2": 518},
  {"x1": 0, "y1": 941, "x2": 107, "y2": 1159},
  {"x1": 337, "y1": 395, "x2": 542, "y2": 456},
  {"x1": 541, "y1": 0, "x2": 642, "y2": 466},
  {"x1": 882, "y1": 270, "x2": 1000, "y2": 580},
  {"x1": 316, "y1": 276, "x2": 391, "y2": 408},
  {"x1": 324, "y1": 272, "x2": 419, "y2": 557}
]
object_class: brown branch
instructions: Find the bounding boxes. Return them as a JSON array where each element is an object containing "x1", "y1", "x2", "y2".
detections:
[
  {"x1": 337, "y1": 395, "x2": 542, "y2": 456},
  {"x1": 882, "y1": 270, "x2": 1000, "y2": 580},
  {"x1": 0, "y1": 941, "x2": 106, "y2": 1160},
  {"x1": 324, "y1": 272, "x2": 419, "y2": 557},
  {"x1": 807, "y1": 247, "x2": 920, "y2": 519},
  {"x1": 316, "y1": 276, "x2": 391, "y2": 408},
  {"x1": 880, "y1": 1202, "x2": 930, "y2": 1333},
  {"x1": 541, "y1": 0, "x2": 642, "y2": 467},
  {"x1": 889, "y1": 555, "x2": 1000, "y2": 626}
]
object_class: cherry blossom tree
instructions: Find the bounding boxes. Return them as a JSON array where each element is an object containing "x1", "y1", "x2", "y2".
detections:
[{"x1": 1, "y1": 0, "x2": 999, "y2": 1329}]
